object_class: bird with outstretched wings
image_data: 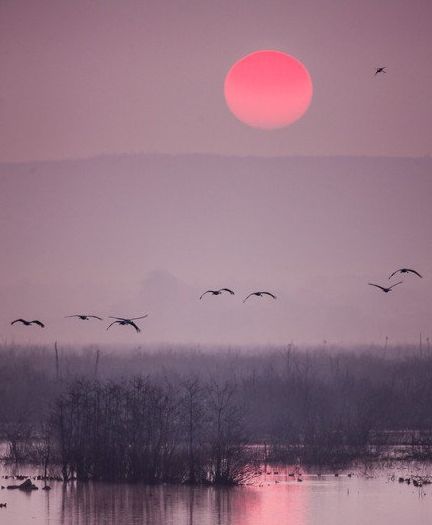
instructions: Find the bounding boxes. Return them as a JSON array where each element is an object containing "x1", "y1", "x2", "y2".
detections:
[
  {"x1": 11, "y1": 319, "x2": 45, "y2": 327},
  {"x1": 368, "y1": 281, "x2": 403, "y2": 293},
  {"x1": 243, "y1": 291, "x2": 277, "y2": 303},
  {"x1": 388, "y1": 268, "x2": 422, "y2": 279},
  {"x1": 200, "y1": 288, "x2": 235, "y2": 300},
  {"x1": 106, "y1": 315, "x2": 149, "y2": 333},
  {"x1": 65, "y1": 314, "x2": 103, "y2": 321}
]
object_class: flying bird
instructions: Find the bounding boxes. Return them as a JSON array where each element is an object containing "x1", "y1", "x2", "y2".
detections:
[
  {"x1": 243, "y1": 291, "x2": 277, "y2": 303},
  {"x1": 11, "y1": 319, "x2": 45, "y2": 328},
  {"x1": 200, "y1": 288, "x2": 235, "y2": 300},
  {"x1": 368, "y1": 281, "x2": 403, "y2": 293},
  {"x1": 388, "y1": 268, "x2": 422, "y2": 279},
  {"x1": 107, "y1": 315, "x2": 149, "y2": 333},
  {"x1": 374, "y1": 66, "x2": 387, "y2": 76},
  {"x1": 65, "y1": 314, "x2": 103, "y2": 321}
]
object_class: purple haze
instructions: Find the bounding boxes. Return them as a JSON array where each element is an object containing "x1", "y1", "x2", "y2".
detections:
[
  {"x1": 0, "y1": 1, "x2": 431, "y2": 346},
  {"x1": 0, "y1": 155, "x2": 431, "y2": 346}
]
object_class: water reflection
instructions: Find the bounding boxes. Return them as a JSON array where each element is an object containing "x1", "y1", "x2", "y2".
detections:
[
  {"x1": 1, "y1": 464, "x2": 432, "y2": 525},
  {"x1": 58, "y1": 483, "x2": 264, "y2": 525}
]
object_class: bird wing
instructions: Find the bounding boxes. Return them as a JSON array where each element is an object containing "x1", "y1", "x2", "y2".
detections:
[
  {"x1": 243, "y1": 293, "x2": 255, "y2": 303},
  {"x1": 200, "y1": 291, "x2": 213, "y2": 300},
  {"x1": 389, "y1": 281, "x2": 403, "y2": 289},
  {"x1": 107, "y1": 320, "x2": 120, "y2": 330},
  {"x1": 11, "y1": 319, "x2": 26, "y2": 325},
  {"x1": 129, "y1": 314, "x2": 149, "y2": 321},
  {"x1": 109, "y1": 315, "x2": 147, "y2": 321},
  {"x1": 128, "y1": 321, "x2": 141, "y2": 333},
  {"x1": 88, "y1": 315, "x2": 103, "y2": 320},
  {"x1": 65, "y1": 315, "x2": 80, "y2": 318},
  {"x1": 406, "y1": 269, "x2": 422, "y2": 278},
  {"x1": 219, "y1": 288, "x2": 235, "y2": 295},
  {"x1": 261, "y1": 292, "x2": 277, "y2": 299},
  {"x1": 388, "y1": 270, "x2": 400, "y2": 280},
  {"x1": 368, "y1": 283, "x2": 386, "y2": 291},
  {"x1": 31, "y1": 320, "x2": 45, "y2": 328}
]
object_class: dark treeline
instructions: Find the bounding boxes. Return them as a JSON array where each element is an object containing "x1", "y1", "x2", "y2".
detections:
[
  {"x1": 52, "y1": 377, "x2": 253, "y2": 484},
  {"x1": 1, "y1": 342, "x2": 432, "y2": 482}
]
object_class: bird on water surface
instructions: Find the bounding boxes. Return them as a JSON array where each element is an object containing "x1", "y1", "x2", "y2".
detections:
[
  {"x1": 199, "y1": 288, "x2": 235, "y2": 300},
  {"x1": 11, "y1": 319, "x2": 45, "y2": 328},
  {"x1": 243, "y1": 291, "x2": 277, "y2": 303},
  {"x1": 368, "y1": 281, "x2": 403, "y2": 293},
  {"x1": 107, "y1": 315, "x2": 149, "y2": 333}
]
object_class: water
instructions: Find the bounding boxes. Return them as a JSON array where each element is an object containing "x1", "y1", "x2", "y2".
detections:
[{"x1": 1, "y1": 464, "x2": 431, "y2": 524}]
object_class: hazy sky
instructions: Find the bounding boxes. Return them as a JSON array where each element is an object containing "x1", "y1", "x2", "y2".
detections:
[
  {"x1": 1, "y1": 155, "x2": 431, "y2": 346},
  {"x1": 1, "y1": 1, "x2": 431, "y2": 347},
  {"x1": 1, "y1": 0, "x2": 432, "y2": 161}
]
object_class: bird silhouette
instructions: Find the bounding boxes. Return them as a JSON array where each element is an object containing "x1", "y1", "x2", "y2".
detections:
[
  {"x1": 243, "y1": 291, "x2": 277, "y2": 303},
  {"x1": 11, "y1": 319, "x2": 45, "y2": 328},
  {"x1": 368, "y1": 281, "x2": 403, "y2": 293},
  {"x1": 200, "y1": 288, "x2": 235, "y2": 300},
  {"x1": 388, "y1": 268, "x2": 422, "y2": 279},
  {"x1": 107, "y1": 315, "x2": 149, "y2": 333},
  {"x1": 65, "y1": 314, "x2": 103, "y2": 321},
  {"x1": 374, "y1": 66, "x2": 387, "y2": 76}
]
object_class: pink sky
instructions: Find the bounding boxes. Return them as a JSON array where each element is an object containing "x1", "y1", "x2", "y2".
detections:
[
  {"x1": 1, "y1": 155, "x2": 431, "y2": 346},
  {"x1": 0, "y1": 1, "x2": 431, "y2": 346},
  {"x1": 1, "y1": 0, "x2": 432, "y2": 161}
]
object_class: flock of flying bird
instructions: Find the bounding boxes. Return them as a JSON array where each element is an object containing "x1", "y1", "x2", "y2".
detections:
[
  {"x1": 368, "y1": 267, "x2": 422, "y2": 293},
  {"x1": 9, "y1": 289, "x2": 277, "y2": 333},
  {"x1": 9, "y1": 267, "x2": 422, "y2": 334},
  {"x1": 10, "y1": 315, "x2": 150, "y2": 333},
  {"x1": 9, "y1": 65, "x2": 408, "y2": 337}
]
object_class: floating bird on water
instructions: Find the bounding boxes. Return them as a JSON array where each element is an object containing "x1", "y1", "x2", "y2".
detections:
[
  {"x1": 388, "y1": 268, "x2": 422, "y2": 279},
  {"x1": 11, "y1": 319, "x2": 45, "y2": 328},
  {"x1": 200, "y1": 288, "x2": 235, "y2": 300},
  {"x1": 368, "y1": 281, "x2": 403, "y2": 293},
  {"x1": 65, "y1": 314, "x2": 103, "y2": 321},
  {"x1": 243, "y1": 291, "x2": 277, "y2": 303},
  {"x1": 374, "y1": 66, "x2": 387, "y2": 76},
  {"x1": 107, "y1": 315, "x2": 149, "y2": 333}
]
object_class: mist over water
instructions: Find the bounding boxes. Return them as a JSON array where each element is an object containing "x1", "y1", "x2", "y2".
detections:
[
  {"x1": 1, "y1": 155, "x2": 432, "y2": 521},
  {"x1": 3, "y1": 1, "x2": 432, "y2": 522},
  {"x1": 2, "y1": 462, "x2": 432, "y2": 525}
]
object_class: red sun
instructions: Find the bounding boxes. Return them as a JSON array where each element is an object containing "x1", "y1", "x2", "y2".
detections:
[{"x1": 224, "y1": 50, "x2": 313, "y2": 129}]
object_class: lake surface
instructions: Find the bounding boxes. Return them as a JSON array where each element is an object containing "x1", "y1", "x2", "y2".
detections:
[{"x1": 1, "y1": 463, "x2": 431, "y2": 524}]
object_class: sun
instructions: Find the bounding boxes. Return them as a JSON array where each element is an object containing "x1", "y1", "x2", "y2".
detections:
[{"x1": 224, "y1": 50, "x2": 313, "y2": 129}]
